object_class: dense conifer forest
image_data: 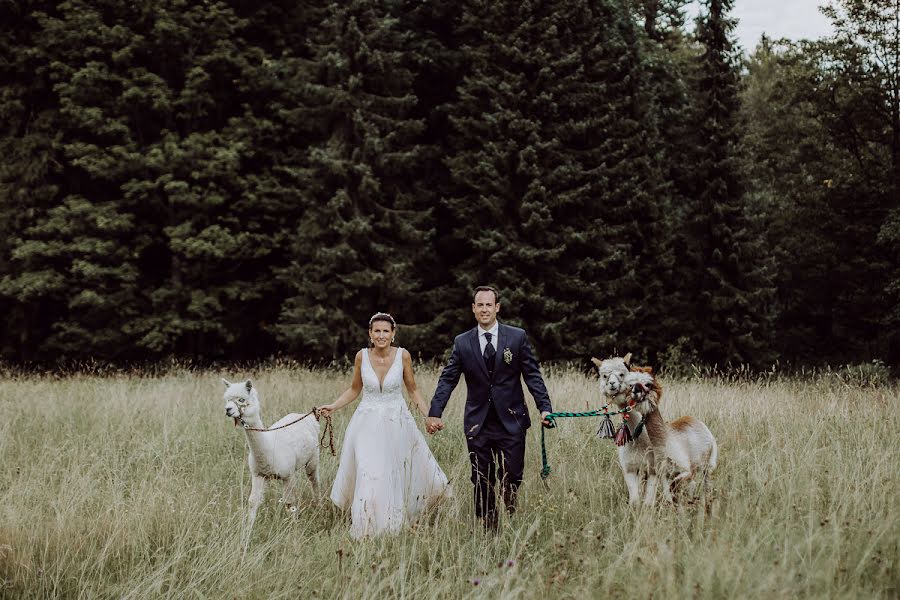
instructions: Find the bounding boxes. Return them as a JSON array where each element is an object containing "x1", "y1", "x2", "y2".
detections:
[{"x1": 1, "y1": 0, "x2": 897, "y2": 373}]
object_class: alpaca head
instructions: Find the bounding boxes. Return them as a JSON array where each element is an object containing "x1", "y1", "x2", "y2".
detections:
[
  {"x1": 222, "y1": 378, "x2": 261, "y2": 427},
  {"x1": 623, "y1": 368, "x2": 659, "y2": 413},
  {"x1": 591, "y1": 352, "x2": 632, "y2": 403}
]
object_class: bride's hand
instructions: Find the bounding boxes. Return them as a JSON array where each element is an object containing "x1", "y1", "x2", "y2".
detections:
[
  {"x1": 425, "y1": 417, "x2": 443, "y2": 434},
  {"x1": 319, "y1": 404, "x2": 335, "y2": 418}
]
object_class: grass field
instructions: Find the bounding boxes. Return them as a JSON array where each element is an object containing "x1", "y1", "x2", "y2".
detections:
[{"x1": 0, "y1": 365, "x2": 897, "y2": 599}]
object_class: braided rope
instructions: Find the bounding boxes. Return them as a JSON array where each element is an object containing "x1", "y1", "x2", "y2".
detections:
[
  {"x1": 242, "y1": 408, "x2": 317, "y2": 432},
  {"x1": 242, "y1": 407, "x2": 337, "y2": 457},
  {"x1": 540, "y1": 405, "x2": 634, "y2": 479},
  {"x1": 318, "y1": 412, "x2": 336, "y2": 456}
]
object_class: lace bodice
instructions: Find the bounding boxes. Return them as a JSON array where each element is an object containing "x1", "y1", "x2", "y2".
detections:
[{"x1": 360, "y1": 347, "x2": 405, "y2": 402}]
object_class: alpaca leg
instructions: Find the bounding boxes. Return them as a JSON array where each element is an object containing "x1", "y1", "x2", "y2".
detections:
[
  {"x1": 671, "y1": 468, "x2": 692, "y2": 486},
  {"x1": 281, "y1": 474, "x2": 300, "y2": 515},
  {"x1": 643, "y1": 474, "x2": 659, "y2": 507},
  {"x1": 701, "y1": 440, "x2": 717, "y2": 499},
  {"x1": 623, "y1": 470, "x2": 642, "y2": 506},
  {"x1": 660, "y1": 475, "x2": 674, "y2": 504},
  {"x1": 247, "y1": 474, "x2": 266, "y2": 529},
  {"x1": 242, "y1": 474, "x2": 266, "y2": 549},
  {"x1": 701, "y1": 465, "x2": 713, "y2": 496},
  {"x1": 666, "y1": 446, "x2": 693, "y2": 497},
  {"x1": 305, "y1": 453, "x2": 320, "y2": 494},
  {"x1": 669, "y1": 470, "x2": 693, "y2": 497}
]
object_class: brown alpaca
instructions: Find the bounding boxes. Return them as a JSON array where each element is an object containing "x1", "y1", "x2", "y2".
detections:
[{"x1": 592, "y1": 355, "x2": 717, "y2": 506}]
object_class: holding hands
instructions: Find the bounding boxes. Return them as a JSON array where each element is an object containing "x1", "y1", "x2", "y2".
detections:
[
  {"x1": 425, "y1": 417, "x2": 443, "y2": 435},
  {"x1": 425, "y1": 412, "x2": 550, "y2": 433}
]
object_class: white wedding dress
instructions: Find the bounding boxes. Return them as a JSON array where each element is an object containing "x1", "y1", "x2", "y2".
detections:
[{"x1": 330, "y1": 348, "x2": 451, "y2": 538}]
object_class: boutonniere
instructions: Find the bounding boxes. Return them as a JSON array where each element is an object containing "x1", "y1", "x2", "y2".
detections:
[{"x1": 503, "y1": 348, "x2": 513, "y2": 364}]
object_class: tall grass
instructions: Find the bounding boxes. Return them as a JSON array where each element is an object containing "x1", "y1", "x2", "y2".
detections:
[{"x1": 0, "y1": 367, "x2": 897, "y2": 599}]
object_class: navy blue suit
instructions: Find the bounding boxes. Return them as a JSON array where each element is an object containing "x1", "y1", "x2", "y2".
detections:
[{"x1": 429, "y1": 323, "x2": 552, "y2": 525}]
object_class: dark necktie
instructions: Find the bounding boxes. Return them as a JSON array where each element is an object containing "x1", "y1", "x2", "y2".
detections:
[{"x1": 483, "y1": 332, "x2": 496, "y2": 375}]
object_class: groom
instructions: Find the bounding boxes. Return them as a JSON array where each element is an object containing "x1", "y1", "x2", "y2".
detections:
[{"x1": 426, "y1": 286, "x2": 553, "y2": 530}]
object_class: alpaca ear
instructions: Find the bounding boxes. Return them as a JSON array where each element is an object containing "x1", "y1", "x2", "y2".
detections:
[
  {"x1": 591, "y1": 357, "x2": 602, "y2": 368},
  {"x1": 245, "y1": 380, "x2": 253, "y2": 393},
  {"x1": 221, "y1": 378, "x2": 231, "y2": 388},
  {"x1": 623, "y1": 352, "x2": 632, "y2": 368}
]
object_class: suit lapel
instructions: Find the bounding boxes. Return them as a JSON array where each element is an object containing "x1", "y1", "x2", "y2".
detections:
[{"x1": 468, "y1": 328, "x2": 489, "y2": 379}]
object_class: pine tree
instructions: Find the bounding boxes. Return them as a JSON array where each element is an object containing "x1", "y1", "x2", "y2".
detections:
[
  {"x1": 0, "y1": 0, "x2": 69, "y2": 361},
  {"x1": 1, "y1": 0, "x2": 321, "y2": 362},
  {"x1": 740, "y1": 39, "x2": 831, "y2": 364},
  {"x1": 391, "y1": 0, "x2": 469, "y2": 357},
  {"x1": 125, "y1": 1, "x2": 322, "y2": 360},
  {"x1": 0, "y1": 1, "x2": 150, "y2": 362},
  {"x1": 441, "y1": 0, "x2": 666, "y2": 360},
  {"x1": 683, "y1": 0, "x2": 776, "y2": 368},
  {"x1": 274, "y1": 0, "x2": 430, "y2": 360},
  {"x1": 628, "y1": 0, "x2": 693, "y2": 363},
  {"x1": 820, "y1": 0, "x2": 900, "y2": 367}
]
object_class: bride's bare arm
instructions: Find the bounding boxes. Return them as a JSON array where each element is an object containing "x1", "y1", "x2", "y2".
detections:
[
  {"x1": 401, "y1": 349, "x2": 429, "y2": 417},
  {"x1": 319, "y1": 351, "x2": 364, "y2": 416}
]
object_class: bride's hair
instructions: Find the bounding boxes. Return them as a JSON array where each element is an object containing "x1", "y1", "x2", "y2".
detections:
[{"x1": 368, "y1": 312, "x2": 396, "y2": 330}]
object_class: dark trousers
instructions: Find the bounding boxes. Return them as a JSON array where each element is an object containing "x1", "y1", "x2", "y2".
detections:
[{"x1": 466, "y1": 403, "x2": 526, "y2": 527}]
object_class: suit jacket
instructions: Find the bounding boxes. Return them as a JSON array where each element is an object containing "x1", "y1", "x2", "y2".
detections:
[{"x1": 429, "y1": 323, "x2": 552, "y2": 436}]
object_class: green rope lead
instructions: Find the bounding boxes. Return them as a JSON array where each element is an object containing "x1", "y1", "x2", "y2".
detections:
[
  {"x1": 539, "y1": 407, "x2": 632, "y2": 480},
  {"x1": 541, "y1": 425, "x2": 551, "y2": 479}
]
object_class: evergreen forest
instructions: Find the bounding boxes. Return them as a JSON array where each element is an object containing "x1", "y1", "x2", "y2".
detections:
[{"x1": 1, "y1": 0, "x2": 898, "y2": 373}]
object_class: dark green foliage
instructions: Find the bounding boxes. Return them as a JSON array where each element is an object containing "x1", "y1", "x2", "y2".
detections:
[
  {"x1": 818, "y1": 0, "x2": 900, "y2": 366},
  {"x1": 442, "y1": 0, "x2": 669, "y2": 360},
  {"x1": 629, "y1": 0, "x2": 692, "y2": 362},
  {"x1": 273, "y1": 0, "x2": 431, "y2": 360},
  {"x1": 739, "y1": 0, "x2": 900, "y2": 367},
  {"x1": 0, "y1": 0, "x2": 315, "y2": 361},
  {"x1": 740, "y1": 39, "x2": 836, "y2": 364},
  {"x1": 0, "y1": 0, "x2": 894, "y2": 372},
  {"x1": 0, "y1": 0, "x2": 66, "y2": 361},
  {"x1": 677, "y1": 0, "x2": 776, "y2": 368},
  {"x1": 389, "y1": 0, "x2": 468, "y2": 358}
]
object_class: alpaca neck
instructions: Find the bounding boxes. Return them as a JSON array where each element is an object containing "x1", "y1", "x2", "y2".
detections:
[
  {"x1": 241, "y1": 415, "x2": 273, "y2": 464},
  {"x1": 641, "y1": 407, "x2": 668, "y2": 448}
]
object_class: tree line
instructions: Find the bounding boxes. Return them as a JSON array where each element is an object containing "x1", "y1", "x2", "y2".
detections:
[{"x1": 0, "y1": 0, "x2": 897, "y2": 372}]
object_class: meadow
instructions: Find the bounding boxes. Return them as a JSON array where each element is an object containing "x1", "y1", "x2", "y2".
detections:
[{"x1": 0, "y1": 365, "x2": 897, "y2": 599}]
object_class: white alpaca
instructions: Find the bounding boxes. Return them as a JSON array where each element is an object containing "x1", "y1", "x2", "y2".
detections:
[
  {"x1": 592, "y1": 354, "x2": 717, "y2": 507},
  {"x1": 222, "y1": 379, "x2": 320, "y2": 533}
]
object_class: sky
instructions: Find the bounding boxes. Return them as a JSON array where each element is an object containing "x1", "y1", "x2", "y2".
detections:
[{"x1": 685, "y1": 0, "x2": 836, "y2": 52}]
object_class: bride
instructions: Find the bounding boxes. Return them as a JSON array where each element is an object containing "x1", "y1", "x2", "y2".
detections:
[{"x1": 319, "y1": 312, "x2": 451, "y2": 538}]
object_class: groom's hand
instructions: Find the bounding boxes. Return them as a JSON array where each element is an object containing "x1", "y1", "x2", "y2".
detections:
[
  {"x1": 540, "y1": 411, "x2": 554, "y2": 428},
  {"x1": 425, "y1": 417, "x2": 443, "y2": 434}
]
